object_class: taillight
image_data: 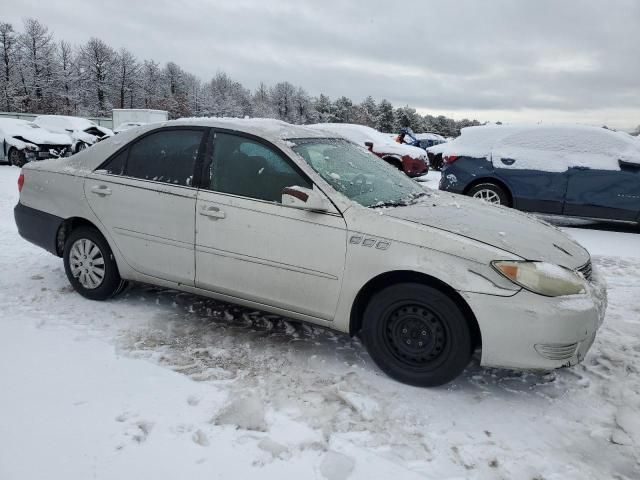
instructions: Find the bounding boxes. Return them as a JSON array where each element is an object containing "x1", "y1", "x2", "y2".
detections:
[
  {"x1": 18, "y1": 171, "x2": 24, "y2": 193},
  {"x1": 444, "y1": 155, "x2": 459, "y2": 164}
]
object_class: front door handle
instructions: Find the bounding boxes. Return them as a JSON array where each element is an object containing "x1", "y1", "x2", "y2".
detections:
[
  {"x1": 199, "y1": 206, "x2": 226, "y2": 219},
  {"x1": 90, "y1": 185, "x2": 112, "y2": 196}
]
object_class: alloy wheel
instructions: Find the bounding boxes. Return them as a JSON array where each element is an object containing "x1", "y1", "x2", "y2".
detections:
[{"x1": 473, "y1": 189, "x2": 501, "y2": 204}]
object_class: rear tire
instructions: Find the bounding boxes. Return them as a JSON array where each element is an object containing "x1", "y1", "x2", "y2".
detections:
[
  {"x1": 63, "y1": 226, "x2": 124, "y2": 300},
  {"x1": 8, "y1": 148, "x2": 26, "y2": 167},
  {"x1": 360, "y1": 283, "x2": 472, "y2": 387},
  {"x1": 467, "y1": 182, "x2": 510, "y2": 206}
]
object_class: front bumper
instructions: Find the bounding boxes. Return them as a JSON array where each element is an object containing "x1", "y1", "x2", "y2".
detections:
[{"x1": 463, "y1": 264, "x2": 607, "y2": 371}]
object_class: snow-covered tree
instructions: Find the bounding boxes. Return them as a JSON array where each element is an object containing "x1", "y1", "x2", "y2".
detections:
[
  {"x1": 376, "y1": 99, "x2": 396, "y2": 133},
  {"x1": 55, "y1": 40, "x2": 79, "y2": 115},
  {"x1": 78, "y1": 37, "x2": 115, "y2": 116},
  {"x1": 18, "y1": 18, "x2": 56, "y2": 112},
  {"x1": 113, "y1": 47, "x2": 139, "y2": 109},
  {"x1": 252, "y1": 82, "x2": 275, "y2": 118},
  {"x1": 0, "y1": 22, "x2": 18, "y2": 111},
  {"x1": 313, "y1": 94, "x2": 332, "y2": 122}
]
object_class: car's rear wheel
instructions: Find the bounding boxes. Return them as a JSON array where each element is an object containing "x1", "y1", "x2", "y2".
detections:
[
  {"x1": 63, "y1": 226, "x2": 125, "y2": 300},
  {"x1": 8, "y1": 148, "x2": 26, "y2": 167},
  {"x1": 360, "y1": 283, "x2": 472, "y2": 387},
  {"x1": 467, "y1": 183, "x2": 510, "y2": 206}
]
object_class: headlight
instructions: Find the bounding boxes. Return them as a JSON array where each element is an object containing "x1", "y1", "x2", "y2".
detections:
[{"x1": 492, "y1": 261, "x2": 586, "y2": 297}]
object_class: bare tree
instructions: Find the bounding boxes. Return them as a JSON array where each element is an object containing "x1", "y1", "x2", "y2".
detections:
[{"x1": 113, "y1": 47, "x2": 139, "y2": 109}]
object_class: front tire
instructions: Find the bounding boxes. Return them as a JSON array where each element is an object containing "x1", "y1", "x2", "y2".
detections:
[
  {"x1": 467, "y1": 183, "x2": 510, "y2": 206},
  {"x1": 63, "y1": 226, "x2": 125, "y2": 300},
  {"x1": 360, "y1": 283, "x2": 472, "y2": 387},
  {"x1": 8, "y1": 148, "x2": 26, "y2": 167}
]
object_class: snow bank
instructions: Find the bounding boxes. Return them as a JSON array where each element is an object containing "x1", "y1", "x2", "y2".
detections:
[{"x1": 438, "y1": 124, "x2": 640, "y2": 172}]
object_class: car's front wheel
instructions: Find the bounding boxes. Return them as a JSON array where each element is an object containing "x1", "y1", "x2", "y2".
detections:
[
  {"x1": 8, "y1": 148, "x2": 26, "y2": 167},
  {"x1": 63, "y1": 226, "x2": 126, "y2": 300},
  {"x1": 360, "y1": 283, "x2": 472, "y2": 387},
  {"x1": 467, "y1": 183, "x2": 510, "y2": 206}
]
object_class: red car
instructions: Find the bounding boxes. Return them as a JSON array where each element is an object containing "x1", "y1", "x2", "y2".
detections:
[{"x1": 310, "y1": 123, "x2": 429, "y2": 177}]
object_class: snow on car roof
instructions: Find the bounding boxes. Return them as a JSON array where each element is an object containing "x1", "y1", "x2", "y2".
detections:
[
  {"x1": 438, "y1": 123, "x2": 640, "y2": 171},
  {"x1": 34, "y1": 115, "x2": 97, "y2": 130},
  {"x1": 176, "y1": 117, "x2": 329, "y2": 141}
]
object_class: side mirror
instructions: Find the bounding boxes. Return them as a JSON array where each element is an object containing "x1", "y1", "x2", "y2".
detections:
[
  {"x1": 364, "y1": 141, "x2": 374, "y2": 151},
  {"x1": 282, "y1": 186, "x2": 328, "y2": 212}
]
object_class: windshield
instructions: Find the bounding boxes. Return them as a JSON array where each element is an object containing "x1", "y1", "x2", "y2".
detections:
[{"x1": 291, "y1": 138, "x2": 425, "y2": 208}]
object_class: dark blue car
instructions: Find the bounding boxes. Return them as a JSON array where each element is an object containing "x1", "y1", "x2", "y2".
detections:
[{"x1": 439, "y1": 125, "x2": 640, "y2": 225}]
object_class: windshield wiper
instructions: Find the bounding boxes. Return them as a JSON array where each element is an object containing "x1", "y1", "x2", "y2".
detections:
[{"x1": 370, "y1": 200, "x2": 409, "y2": 209}]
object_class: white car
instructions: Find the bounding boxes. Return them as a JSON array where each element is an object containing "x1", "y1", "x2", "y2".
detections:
[
  {"x1": 113, "y1": 122, "x2": 146, "y2": 134},
  {"x1": 0, "y1": 118, "x2": 72, "y2": 166},
  {"x1": 309, "y1": 123, "x2": 429, "y2": 177},
  {"x1": 14, "y1": 118, "x2": 607, "y2": 386},
  {"x1": 33, "y1": 115, "x2": 114, "y2": 153}
]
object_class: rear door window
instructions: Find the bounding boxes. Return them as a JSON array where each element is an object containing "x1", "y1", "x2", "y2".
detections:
[{"x1": 103, "y1": 129, "x2": 204, "y2": 186}]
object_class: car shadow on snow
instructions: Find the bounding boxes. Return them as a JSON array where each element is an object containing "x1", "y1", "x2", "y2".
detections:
[{"x1": 113, "y1": 283, "x2": 569, "y2": 398}]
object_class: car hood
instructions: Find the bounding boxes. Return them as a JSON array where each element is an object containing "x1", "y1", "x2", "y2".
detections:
[
  {"x1": 11, "y1": 129, "x2": 72, "y2": 146},
  {"x1": 383, "y1": 192, "x2": 590, "y2": 269}
]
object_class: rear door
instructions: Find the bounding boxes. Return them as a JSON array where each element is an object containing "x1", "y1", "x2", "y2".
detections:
[
  {"x1": 194, "y1": 131, "x2": 347, "y2": 320},
  {"x1": 85, "y1": 127, "x2": 207, "y2": 285},
  {"x1": 492, "y1": 130, "x2": 570, "y2": 214}
]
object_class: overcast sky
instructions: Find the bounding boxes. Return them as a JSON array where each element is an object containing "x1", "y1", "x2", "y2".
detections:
[{"x1": 2, "y1": 0, "x2": 639, "y2": 129}]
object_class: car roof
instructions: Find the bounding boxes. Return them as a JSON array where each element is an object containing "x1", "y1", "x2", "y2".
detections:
[{"x1": 173, "y1": 117, "x2": 332, "y2": 142}]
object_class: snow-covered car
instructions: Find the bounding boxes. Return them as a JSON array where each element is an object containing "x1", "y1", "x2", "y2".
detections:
[
  {"x1": 438, "y1": 124, "x2": 640, "y2": 223},
  {"x1": 0, "y1": 118, "x2": 72, "y2": 166},
  {"x1": 14, "y1": 118, "x2": 607, "y2": 387},
  {"x1": 33, "y1": 115, "x2": 114, "y2": 153},
  {"x1": 309, "y1": 123, "x2": 429, "y2": 177},
  {"x1": 113, "y1": 122, "x2": 146, "y2": 134}
]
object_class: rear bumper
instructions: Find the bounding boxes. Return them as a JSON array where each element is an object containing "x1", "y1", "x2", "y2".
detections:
[
  {"x1": 14, "y1": 203, "x2": 63, "y2": 256},
  {"x1": 404, "y1": 158, "x2": 429, "y2": 177},
  {"x1": 464, "y1": 264, "x2": 607, "y2": 371}
]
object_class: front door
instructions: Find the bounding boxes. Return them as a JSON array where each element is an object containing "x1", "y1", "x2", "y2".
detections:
[
  {"x1": 85, "y1": 127, "x2": 207, "y2": 285},
  {"x1": 195, "y1": 131, "x2": 347, "y2": 320},
  {"x1": 563, "y1": 163, "x2": 640, "y2": 221}
]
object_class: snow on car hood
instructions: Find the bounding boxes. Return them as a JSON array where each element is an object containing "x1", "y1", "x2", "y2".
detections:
[
  {"x1": 383, "y1": 192, "x2": 590, "y2": 269},
  {"x1": 0, "y1": 121, "x2": 71, "y2": 146}
]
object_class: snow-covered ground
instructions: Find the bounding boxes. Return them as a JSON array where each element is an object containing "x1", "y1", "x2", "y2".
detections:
[{"x1": 1, "y1": 166, "x2": 639, "y2": 479}]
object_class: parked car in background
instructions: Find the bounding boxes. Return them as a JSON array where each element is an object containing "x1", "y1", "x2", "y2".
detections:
[
  {"x1": 114, "y1": 122, "x2": 146, "y2": 134},
  {"x1": 438, "y1": 124, "x2": 640, "y2": 224},
  {"x1": 396, "y1": 128, "x2": 447, "y2": 149},
  {"x1": 15, "y1": 118, "x2": 606, "y2": 387},
  {"x1": 426, "y1": 141, "x2": 451, "y2": 170},
  {"x1": 34, "y1": 115, "x2": 113, "y2": 153},
  {"x1": 0, "y1": 118, "x2": 72, "y2": 166},
  {"x1": 310, "y1": 123, "x2": 429, "y2": 177}
]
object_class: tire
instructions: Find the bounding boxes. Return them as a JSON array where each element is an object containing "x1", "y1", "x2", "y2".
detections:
[
  {"x1": 63, "y1": 226, "x2": 125, "y2": 300},
  {"x1": 467, "y1": 182, "x2": 510, "y2": 206},
  {"x1": 8, "y1": 148, "x2": 26, "y2": 167},
  {"x1": 360, "y1": 283, "x2": 472, "y2": 387}
]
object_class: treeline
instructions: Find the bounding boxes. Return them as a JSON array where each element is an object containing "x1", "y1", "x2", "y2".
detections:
[{"x1": 0, "y1": 18, "x2": 482, "y2": 136}]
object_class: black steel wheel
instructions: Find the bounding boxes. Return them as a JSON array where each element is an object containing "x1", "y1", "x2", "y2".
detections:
[{"x1": 361, "y1": 283, "x2": 472, "y2": 387}]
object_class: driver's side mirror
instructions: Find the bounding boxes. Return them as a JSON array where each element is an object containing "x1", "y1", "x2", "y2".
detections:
[
  {"x1": 282, "y1": 186, "x2": 328, "y2": 212},
  {"x1": 364, "y1": 141, "x2": 374, "y2": 151}
]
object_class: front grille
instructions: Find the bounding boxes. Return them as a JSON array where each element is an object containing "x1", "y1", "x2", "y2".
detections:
[
  {"x1": 37, "y1": 144, "x2": 70, "y2": 159},
  {"x1": 534, "y1": 342, "x2": 578, "y2": 361},
  {"x1": 577, "y1": 261, "x2": 593, "y2": 282}
]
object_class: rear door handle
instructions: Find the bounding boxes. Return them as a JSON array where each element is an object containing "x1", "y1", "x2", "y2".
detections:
[
  {"x1": 90, "y1": 185, "x2": 112, "y2": 196},
  {"x1": 199, "y1": 205, "x2": 226, "y2": 219}
]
